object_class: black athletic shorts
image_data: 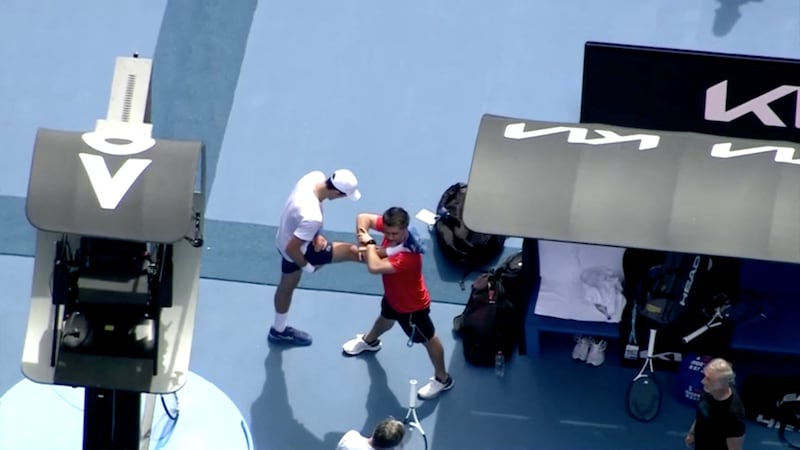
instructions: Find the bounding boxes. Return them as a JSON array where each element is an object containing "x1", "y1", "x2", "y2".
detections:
[
  {"x1": 380, "y1": 297, "x2": 435, "y2": 344},
  {"x1": 279, "y1": 242, "x2": 333, "y2": 274}
]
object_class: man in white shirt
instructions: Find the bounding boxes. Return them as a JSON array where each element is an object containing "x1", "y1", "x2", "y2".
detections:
[
  {"x1": 270, "y1": 169, "x2": 362, "y2": 346},
  {"x1": 336, "y1": 418, "x2": 405, "y2": 450}
]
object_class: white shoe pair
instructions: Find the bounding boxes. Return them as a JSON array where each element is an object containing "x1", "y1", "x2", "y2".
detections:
[
  {"x1": 342, "y1": 334, "x2": 454, "y2": 399},
  {"x1": 572, "y1": 336, "x2": 607, "y2": 367}
]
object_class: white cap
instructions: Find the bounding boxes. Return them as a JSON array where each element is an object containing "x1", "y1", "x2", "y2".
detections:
[{"x1": 330, "y1": 169, "x2": 361, "y2": 201}]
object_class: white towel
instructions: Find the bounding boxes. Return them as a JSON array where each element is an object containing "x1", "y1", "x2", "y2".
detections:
[{"x1": 580, "y1": 266, "x2": 627, "y2": 321}]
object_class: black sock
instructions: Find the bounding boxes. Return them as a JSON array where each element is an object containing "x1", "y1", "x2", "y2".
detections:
[{"x1": 436, "y1": 375, "x2": 450, "y2": 384}]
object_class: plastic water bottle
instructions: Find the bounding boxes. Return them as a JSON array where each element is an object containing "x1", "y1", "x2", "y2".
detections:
[{"x1": 494, "y1": 351, "x2": 505, "y2": 377}]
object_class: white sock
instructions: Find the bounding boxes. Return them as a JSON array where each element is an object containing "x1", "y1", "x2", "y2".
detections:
[{"x1": 273, "y1": 313, "x2": 288, "y2": 332}]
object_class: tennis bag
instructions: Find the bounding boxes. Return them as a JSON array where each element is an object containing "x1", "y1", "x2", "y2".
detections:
[
  {"x1": 620, "y1": 250, "x2": 741, "y2": 367},
  {"x1": 637, "y1": 253, "x2": 718, "y2": 326},
  {"x1": 434, "y1": 183, "x2": 506, "y2": 273},
  {"x1": 454, "y1": 252, "x2": 527, "y2": 367}
]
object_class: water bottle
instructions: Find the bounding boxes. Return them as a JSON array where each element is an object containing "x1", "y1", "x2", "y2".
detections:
[{"x1": 494, "y1": 351, "x2": 505, "y2": 377}]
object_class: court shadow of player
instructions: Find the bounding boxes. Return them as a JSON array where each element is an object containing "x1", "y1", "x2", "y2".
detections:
[
  {"x1": 358, "y1": 355, "x2": 437, "y2": 436},
  {"x1": 250, "y1": 347, "x2": 344, "y2": 450},
  {"x1": 713, "y1": 0, "x2": 763, "y2": 36}
]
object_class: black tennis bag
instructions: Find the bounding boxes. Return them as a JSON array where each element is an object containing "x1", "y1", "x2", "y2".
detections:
[
  {"x1": 637, "y1": 252, "x2": 717, "y2": 326},
  {"x1": 621, "y1": 249, "x2": 741, "y2": 367},
  {"x1": 434, "y1": 183, "x2": 506, "y2": 272},
  {"x1": 454, "y1": 252, "x2": 527, "y2": 367}
]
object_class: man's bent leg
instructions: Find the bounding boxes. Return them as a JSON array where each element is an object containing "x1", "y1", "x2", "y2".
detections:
[
  {"x1": 304, "y1": 241, "x2": 357, "y2": 272},
  {"x1": 331, "y1": 241, "x2": 359, "y2": 263}
]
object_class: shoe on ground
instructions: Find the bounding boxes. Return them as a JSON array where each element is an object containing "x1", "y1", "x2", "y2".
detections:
[
  {"x1": 417, "y1": 376, "x2": 454, "y2": 400},
  {"x1": 342, "y1": 334, "x2": 381, "y2": 356},
  {"x1": 586, "y1": 339, "x2": 607, "y2": 367},
  {"x1": 268, "y1": 326, "x2": 312, "y2": 346},
  {"x1": 572, "y1": 336, "x2": 591, "y2": 361}
]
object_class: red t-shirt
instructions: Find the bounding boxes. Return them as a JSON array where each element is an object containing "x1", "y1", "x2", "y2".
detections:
[{"x1": 375, "y1": 216, "x2": 431, "y2": 313}]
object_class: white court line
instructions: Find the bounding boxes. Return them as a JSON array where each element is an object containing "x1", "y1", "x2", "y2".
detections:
[
  {"x1": 559, "y1": 419, "x2": 624, "y2": 430},
  {"x1": 470, "y1": 410, "x2": 530, "y2": 420},
  {"x1": 665, "y1": 431, "x2": 686, "y2": 437},
  {"x1": 760, "y1": 441, "x2": 785, "y2": 447}
]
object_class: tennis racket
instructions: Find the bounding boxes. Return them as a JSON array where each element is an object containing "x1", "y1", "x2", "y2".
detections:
[
  {"x1": 682, "y1": 303, "x2": 729, "y2": 344},
  {"x1": 626, "y1": 329, "x2": 661, "y2": 422},
  {"x1": 401, "y1": 379, "x2": 428, "y2": 450}
]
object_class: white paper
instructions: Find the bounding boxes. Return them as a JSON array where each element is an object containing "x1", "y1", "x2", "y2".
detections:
[{"x1": 415, "y1": 208, "x2": 437, "y2": 225}]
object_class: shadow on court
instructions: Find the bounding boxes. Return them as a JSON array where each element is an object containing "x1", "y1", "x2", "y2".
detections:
[{"x1": 250, "y1": 347, "x2": 437, "y2": 450}]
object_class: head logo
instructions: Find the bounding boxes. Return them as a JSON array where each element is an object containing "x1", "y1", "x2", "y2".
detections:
[
  {"x1": 704, "y1": 80, "x2": 800, "y2": 128},
  {"x1": 79, "y1": 125, "x2": 156, "y2": 210}
]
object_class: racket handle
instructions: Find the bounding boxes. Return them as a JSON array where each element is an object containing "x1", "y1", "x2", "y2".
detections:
[
  {"x1": 409, "y1": 379, "x2": 418, "y2": 409},
  {"x1": 683, "y1": 326, "x2": 708, "y2": 344},
  {"x1": 647, "y1": 329, "x2": 656, "y2": 358}
]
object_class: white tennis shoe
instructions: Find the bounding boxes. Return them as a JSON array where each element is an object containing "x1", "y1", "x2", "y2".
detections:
[
  {"x1": 417, "y1": 376, "x2": 454, "y2": 400},
  {"x1": 572, "y1": 336, "x2": 591, "y2": 361},
  {"x1": 586, "y1": 339, "x2": 607, "y2": 367},
  {"x1": 342, "y1": 334, "x2": 381, "y2": 356}
]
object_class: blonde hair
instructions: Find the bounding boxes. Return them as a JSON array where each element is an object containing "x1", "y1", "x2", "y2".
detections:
[
  {"x1": 372, "y1": 418, "x2": 405, "y2": 449},
  {"x1": 706, "y1": 358, "x2": 736, "y2": 386}
]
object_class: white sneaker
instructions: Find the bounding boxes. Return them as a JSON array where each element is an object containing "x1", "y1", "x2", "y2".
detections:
[
  {"x1": 417, "y1": 376, "x2": 454, "y2": 400},
  {"x1": 572, "y1": 336, "x2": 591, "y2": 361},
  {"x1": 342, "y1": 334, "x2": 381, "y2": 356},
  {"x1": 586, "y1": 339, "x2": 607, "y2": 367}
]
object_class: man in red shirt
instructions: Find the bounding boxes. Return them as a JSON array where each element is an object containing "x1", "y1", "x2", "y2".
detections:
[{"x1": 342, "y1": 207, "x2": 454, "y2": 400}]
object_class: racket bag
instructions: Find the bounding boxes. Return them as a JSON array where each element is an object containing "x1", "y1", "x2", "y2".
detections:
[{"x1": 620, "y1": 249, "x2": 741, "y2": 368}]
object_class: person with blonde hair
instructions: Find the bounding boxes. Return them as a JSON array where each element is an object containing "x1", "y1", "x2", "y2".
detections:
[
  {"x1": 685, "y1": 358, "x2": 746, "y2": 450},
  {"x1": 336, "y1": 418, "x2": 405, "y2": 450}
]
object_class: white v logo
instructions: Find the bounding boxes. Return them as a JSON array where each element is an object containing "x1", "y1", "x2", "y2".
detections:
[{"x1": 79, "y1": 153, "x2": 152, "y2": 209}]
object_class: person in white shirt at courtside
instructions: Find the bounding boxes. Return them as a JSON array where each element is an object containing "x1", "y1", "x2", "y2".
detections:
[{"x1": 270, "y1": 169, "x2": 361, "y2": 346}]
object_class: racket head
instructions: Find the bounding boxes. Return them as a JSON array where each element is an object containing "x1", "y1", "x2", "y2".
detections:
[
  {"x1": 401, "y1": 421, "x2": 427, "y2": 450},
  {"x1": 626, "y1": 375, "x2": 662, "y2": 422}
]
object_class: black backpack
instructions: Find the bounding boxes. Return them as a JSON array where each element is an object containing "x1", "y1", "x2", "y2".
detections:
[
  {"x1": 453, "y1": 252, "x2": 527, "y2": 367},
  {"x1": 434, "y1": 183, "x2": 506, "y2": 274}
]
